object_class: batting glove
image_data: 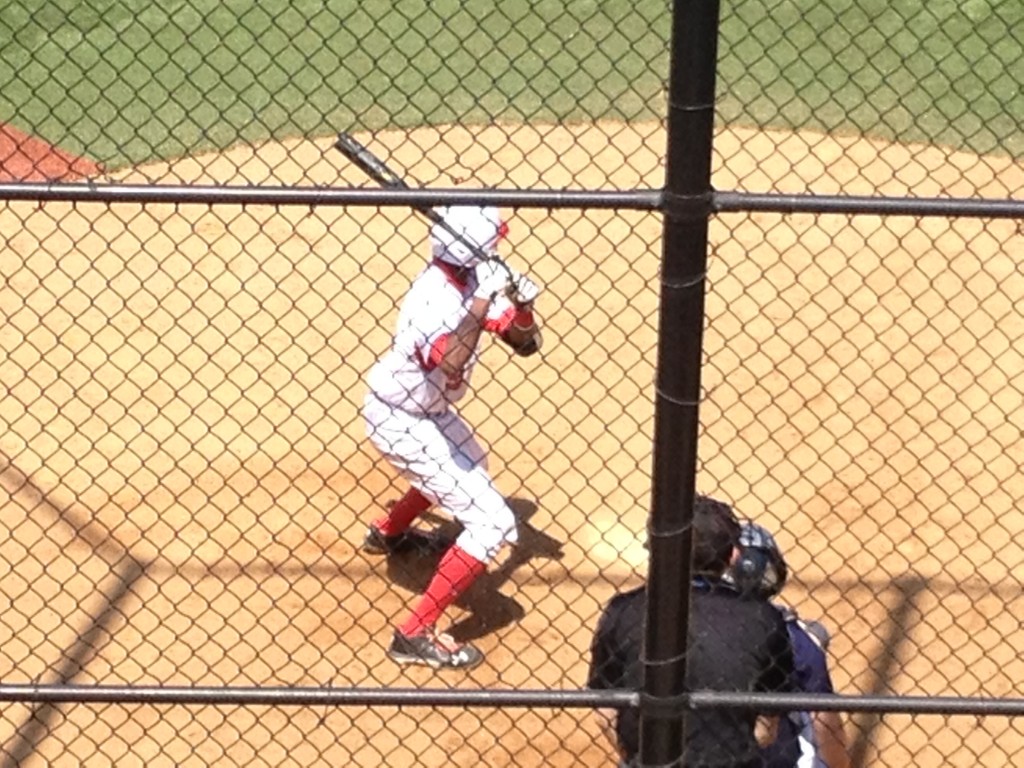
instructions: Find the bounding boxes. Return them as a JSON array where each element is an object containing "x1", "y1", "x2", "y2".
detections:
[
  {"x1": 473, "y1": 259, "x2": 511, "y2": 300},
  {"x1": 509, "y1": 272, "x2": 540, "y2": 306}
]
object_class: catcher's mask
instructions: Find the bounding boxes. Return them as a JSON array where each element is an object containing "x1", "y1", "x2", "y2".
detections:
[
  {"x1": 730, "y1": 521, "x2": 788, "y2": 599},
  {"x1": 430, "y1": 205, "x2": 507, "y2": 268}
]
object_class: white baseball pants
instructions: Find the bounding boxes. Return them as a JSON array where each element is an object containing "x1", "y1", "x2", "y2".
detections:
[{"x1": 363, "y1": 393, "x2": 518, "y2": 563}]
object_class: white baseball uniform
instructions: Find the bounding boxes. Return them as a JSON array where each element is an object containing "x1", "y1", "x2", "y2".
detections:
[{"x1": 363, "y1": 258, "x2": 522, "y2": 563}]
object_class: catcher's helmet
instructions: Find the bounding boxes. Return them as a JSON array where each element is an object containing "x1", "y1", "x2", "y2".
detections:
[
  {"x1": 730, "y1": 521, "x2": 788, "y2": 599},
  {"x1": 430, "y1": 205, "x2": 506, "y2": 268}
]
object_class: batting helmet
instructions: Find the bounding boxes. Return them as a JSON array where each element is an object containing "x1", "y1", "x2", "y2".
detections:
[
  {"x1": 430, "y1": 205, "x2": 506, "y2": 268},
  {"x1": 730, "y1": 521, "x2": 788, "y2": 599}
]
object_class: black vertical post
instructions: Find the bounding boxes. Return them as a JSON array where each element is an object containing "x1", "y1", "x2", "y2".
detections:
[{"x1": 639, "y1": 0, "x2": 721, "y2": 766}]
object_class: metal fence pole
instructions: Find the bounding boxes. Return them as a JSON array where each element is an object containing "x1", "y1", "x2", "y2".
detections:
[{"x1": 639, "y1": 0, "x2": 721, "y2": 765}]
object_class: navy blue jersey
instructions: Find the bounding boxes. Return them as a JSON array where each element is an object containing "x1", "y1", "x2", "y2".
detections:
[{"x1": 760, "y1": 609, "x2": 835, "y2": 768}]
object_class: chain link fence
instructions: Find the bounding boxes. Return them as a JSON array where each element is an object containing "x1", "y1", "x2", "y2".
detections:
[{"x1": 2, "y1": 0, "x2": 1023, "y2": 765}]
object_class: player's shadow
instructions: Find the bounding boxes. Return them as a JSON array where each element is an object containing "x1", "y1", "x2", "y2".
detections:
[{"x1": 382, "y1": 497, "x2": 564, "y2": 642}]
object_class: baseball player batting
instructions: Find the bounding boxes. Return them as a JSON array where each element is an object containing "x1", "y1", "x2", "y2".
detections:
[{"x1": 360, "y1": 201, "x2": 543, "y2": 670}]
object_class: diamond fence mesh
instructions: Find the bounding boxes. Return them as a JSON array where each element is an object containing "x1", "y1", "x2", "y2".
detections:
[{"x1": 1, "y1": 0, "x2": 1023, "y2": 766}]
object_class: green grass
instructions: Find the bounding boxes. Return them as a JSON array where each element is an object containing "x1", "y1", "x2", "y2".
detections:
[
  {"x1": 718, "y1": 0, "x2": 1024, "y2": 157},
  {"x1": 0, "y1": 0, "x2": 1021, "y2": 168},
  {"x1": 0, "y1": 0, "x2": 670, "y2": 168}
]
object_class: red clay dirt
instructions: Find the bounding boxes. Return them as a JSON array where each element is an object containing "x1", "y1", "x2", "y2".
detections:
[{"x1": 0, "y1": 122, "x2": 100, "y2": 182}]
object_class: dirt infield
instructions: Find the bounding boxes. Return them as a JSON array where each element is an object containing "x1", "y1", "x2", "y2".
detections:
[{"x1": 2, "y1": 122, "x2": 1024, "y2": 766}]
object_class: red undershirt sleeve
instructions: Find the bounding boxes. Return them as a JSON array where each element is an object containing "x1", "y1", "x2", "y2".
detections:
[
  {"x1": 485, "y1": 306, "x2": 533, "y2": 335},
  {"x1": 416, "y1": 333, "x2": 450, "y2": 371}
]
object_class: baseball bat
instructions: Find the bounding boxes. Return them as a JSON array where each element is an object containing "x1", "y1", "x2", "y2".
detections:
[{"x1": 333, "y1": 131, "x2": 514, "y2": 278}]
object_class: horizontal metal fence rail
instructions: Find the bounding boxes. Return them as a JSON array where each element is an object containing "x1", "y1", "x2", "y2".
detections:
[
  {"x1": 0, "y1": 183, "x2": 661, "y2": 209},
  {"x1": 4, "y1": 184, "x2": 1022, "y2": 220},
  {"x1": 716, "y1": 191, "x2": 1024, "y2": 219},
  {"x1": 0, "y1": 684, "x2": 633, "y2": 709},
  {"x1": 4, "y1": 685, "x2": 1024, "y2": 717}
]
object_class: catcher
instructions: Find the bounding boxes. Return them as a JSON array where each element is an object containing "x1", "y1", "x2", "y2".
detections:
[
  {"x1": 361, "y1": 204, "x2": 542, "y2": 670},
  {"x1": 731, "y1": 522, "x2": 851, "y2": 768}
]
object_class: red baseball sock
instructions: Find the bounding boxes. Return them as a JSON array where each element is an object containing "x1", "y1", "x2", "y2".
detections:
[
  {"x1": 373, "y1": 487, "x2": 431, "y2": 536},
  {"x1": 398, "y1": 545, "x2": 486, "y2": 638}
]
